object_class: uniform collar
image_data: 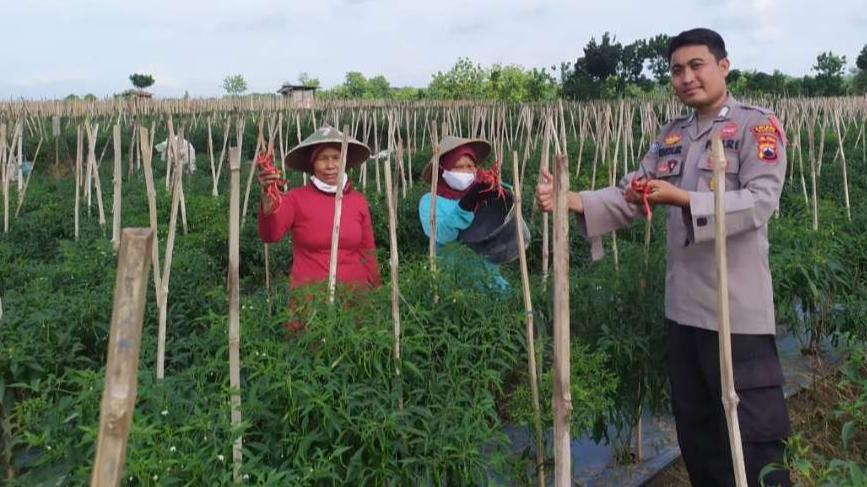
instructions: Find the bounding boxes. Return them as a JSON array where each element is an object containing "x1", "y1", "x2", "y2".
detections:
[{"x1": 681, "y1": 92, "x2": 737, "y2": 139}]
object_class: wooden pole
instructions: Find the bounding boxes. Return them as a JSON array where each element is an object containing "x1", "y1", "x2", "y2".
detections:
[
  {"x1": 139, "y1": 127, "x2": 163, "y2": 324},
  {"x1": 111, "y1": 125, "x2": 122, "y2": 250},
  {"x1": 327, "y1": 126, "x2": 350, "y2": 304},
  {"x1": 428, "y1": 122, "x2": 440, "y2": 279},
  {"x1": 384, "y1": 138, "x2": 402, "y2": 408},
  {"x1": 89, "y1": 228, "x2": 154, "y2": 487},
  {"x1": 833, "y1": 111, "x2": 852, "y2": 221},
  {"x1": 540, "y1": 117, "x2": 551, "y2": 287},
  {"x1": 512, "y1": 150, "x2": 545, "y2": 487},
  {"x1": 552, "y1": 153, "x2": 572, "y2": 487},
  {"x1": 1, "y1": 124, "x2": 7, "y2": 234},
  {"x1": 155, "y1": 121, "x2": 185, "y2": 380},
  {"x1": 228, "y1": 147, "x2": 243, "y2": 483},
  {"x1": 85, "y1": 122, "x2": 107, "y2": 233},
  {"x1": 14, "y1": 136, "x2": 42, "y2": 218},
  {"x1": 710, "y1": 133, "x2": 748, "y2": 487},
  {"x1": 75, "y1": 126, "x2": 82, "y2": 239}
]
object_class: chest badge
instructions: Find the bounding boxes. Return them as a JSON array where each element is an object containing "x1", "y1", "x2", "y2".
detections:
[
  {"x1": 720, "y1": 122, "x2": 738, "y2": 139},
  {"x1": 664, "y1": 132, "x2": 683, "y2": 145}
]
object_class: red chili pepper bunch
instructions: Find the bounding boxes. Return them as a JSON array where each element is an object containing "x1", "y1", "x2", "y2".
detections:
[
  {"x1": 256, "y1": 151, "x2": 287, "y2": 210},
  {"x1": 631, "y1": 176, "x2": 653, "y2": 220},
  {"x1": 476, "y1": 159, "x2": 507, "y2": 200}
]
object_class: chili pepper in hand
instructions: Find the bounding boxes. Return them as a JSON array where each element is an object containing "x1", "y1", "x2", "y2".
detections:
[
  {"x1": 631, "y1": 176, "x2": 653, "y2": 220},
  {"x1": 256, "y1": 151, "x2": 287, "y2": 211}
]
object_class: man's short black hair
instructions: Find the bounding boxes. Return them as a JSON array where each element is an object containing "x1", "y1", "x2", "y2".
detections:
[{"x1": 667, "y1": 28, "x2": 728, "y2": 62}]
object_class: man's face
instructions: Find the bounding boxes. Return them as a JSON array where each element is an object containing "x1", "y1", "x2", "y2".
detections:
[{"x1": 669, "y1": 44, "x2": 730, "y2": 110}]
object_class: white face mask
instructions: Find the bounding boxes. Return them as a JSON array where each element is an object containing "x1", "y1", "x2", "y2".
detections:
[
  {"x1": 442, "y1": 170, "x2": 476, "y2": 191},
  {"x1": 310, "y1": 175, "x2": 348, "y2": 194}
]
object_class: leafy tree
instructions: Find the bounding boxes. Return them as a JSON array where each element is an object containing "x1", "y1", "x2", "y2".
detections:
[
  {"x1": 857, "y1": 44, "x2": 867, "y2": 70},
  {"x1": 428, "y1": 58, "x2": 487, "y2": 99},
  {"x1": 221, "y1": 74, "x2": 248, "y2": 96},
  {"x1": 367, "y1": 75, "x2": 391, "y2": 99},
  {"x1": 298, "y1": 72, "x2": 321, "y2": 88},
  {"x1": 343, "y1": 72, "x2": 369, "y2": 98},
  {"x1": 812, "y1": 51, "x2": 847, "y2": 96},
  {"x1": 645, "y1": 34, "x2": 671, "y2": 84},
  {"x1": 129, "y1": 73, "x2": 155, "y2": 90}
]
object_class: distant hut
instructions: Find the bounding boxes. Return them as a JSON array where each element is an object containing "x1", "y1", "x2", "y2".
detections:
[{"x1": 277, "y1": 84, "x2": 317, "y2": 107}]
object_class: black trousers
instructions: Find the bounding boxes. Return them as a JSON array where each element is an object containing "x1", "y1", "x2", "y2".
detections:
[{"x1": 667, "y1": 320, "x2": 793, "y2": 487}]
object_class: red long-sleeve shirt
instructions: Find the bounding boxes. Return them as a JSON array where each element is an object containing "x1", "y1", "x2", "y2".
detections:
[{"x1": 257, "y1": 184, "x2": 381, "y2": 289}]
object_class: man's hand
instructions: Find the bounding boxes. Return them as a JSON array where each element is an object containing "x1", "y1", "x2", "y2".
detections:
[
  {"x1": 645, "y1": 179, "x2": 690, "y2": 207},
  {"x1": 535, "y1": 167, "x2": 582, "y2": 213}
]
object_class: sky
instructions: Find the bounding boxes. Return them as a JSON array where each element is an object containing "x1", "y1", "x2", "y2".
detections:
[{"x1": 1, "y1": 0, "x2": 865, "y2": 99}]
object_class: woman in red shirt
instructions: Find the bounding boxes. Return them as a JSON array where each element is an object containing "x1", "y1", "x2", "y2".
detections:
[{"x1": 257, "y1": 126, "x2": 381, "y2": 329}]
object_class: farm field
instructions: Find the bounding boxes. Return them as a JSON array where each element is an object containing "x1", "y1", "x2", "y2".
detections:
[{"x1": 1, "y1": 96, "x2": 866, "y2": 486}]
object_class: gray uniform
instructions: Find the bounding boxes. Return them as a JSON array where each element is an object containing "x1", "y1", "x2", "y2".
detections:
[{"x1": 576, "y1": 95, "x2": 787, "y2": 335}]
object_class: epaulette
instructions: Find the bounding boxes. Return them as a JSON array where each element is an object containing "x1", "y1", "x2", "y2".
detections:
[{"x1": 738, "y1": 103, "x2": 774, "y2": 116}]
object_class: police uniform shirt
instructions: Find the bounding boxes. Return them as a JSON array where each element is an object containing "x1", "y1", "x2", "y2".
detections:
[{"x1": 576, "y1": 94, "x2": 787, "y2": 335}]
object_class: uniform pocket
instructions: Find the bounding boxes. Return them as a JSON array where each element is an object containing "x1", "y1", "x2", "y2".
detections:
[
  {"x1": 653, "y1": 156, "x2": 685, "y2": 179},
  {"x1": 696, "y1": 151, "x2": 741, "y2": 191}
]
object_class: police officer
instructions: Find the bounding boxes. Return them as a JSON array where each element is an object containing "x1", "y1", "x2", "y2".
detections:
[{"x1": 536, "y1": 28, "x2": 792, "y2": 487}]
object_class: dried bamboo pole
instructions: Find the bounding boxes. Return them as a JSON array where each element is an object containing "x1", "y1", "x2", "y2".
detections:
[
  {"x1": 384, "y1": 137, "x2": 402, "y2": 408},
  {"x1": 139, "y1": 126, "x2": 163, "y2": 325},
  {"x1": 374, "y1": 113, "x2": 381, "y2": 193},
  {"x1": 428, "y1": 122, "x2": 440, "y2": 275},
  {"x1": 240, "y1": 119, "x2": 264, "y2": 228},
  {"x1": 327, "y1": 126, "x2": 351, "y2": 304},
  {"x1": 14, "y1": 136, "x2": 42, "y2": 217},
  {"x1": 512, "y1": 150, "x2": 545, "y2": 487},
  {"x1": 1, "y1": 124, "x2": 7, "y2": 234},
  {"x1": 833, "y1": 111, "x2": 852, "y2": 221},
  {"x1": 213, "y1": 116, "x2": 231, "y2": 197},
  {"x1": 710, "y1": 133, "x2": 748, "y2": 487},
  {"x1": 227, "y1": 147, "x2": 243, "y2": 483},
  {"x1": 75, "y1": 126, "x2": 82, "y2": 239},
  {"x1": 552, "y1": 153, "x2": 572, "y2": 487},
  {"x1": 89, "y1": 228, "x2": 153, "y2": 487},
  {"x1": 540, "y1": 116, "x2": 552, "y2": 287},
  {"x1": 111, "y1": 125, "x2": 122, "y2": 250},
  {"x1": 155, "y1": 120, "x2": 186, "y2": 380},
  {"x1": 85, "y1": 122, "x2": 107, "y2": 233}
]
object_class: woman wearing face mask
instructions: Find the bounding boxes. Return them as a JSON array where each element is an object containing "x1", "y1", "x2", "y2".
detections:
[
  {"x1": 418, "y1": 136, "x2": 510, "y2": 288},
  {"x1": 258, "y1": 125, "x2": 381, "y2": 331}
]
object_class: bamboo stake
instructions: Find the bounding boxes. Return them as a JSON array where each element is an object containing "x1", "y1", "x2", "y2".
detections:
[
  {"x1": 240, "y1": 121, "x2": 264, "y2": 228},
  {"x1": 207, "y1": 116, "x2": 217, "y2": 196},
  {"x1": 540, "y1": 117, "x2": 551, "y2": 287},
  {"x1": 14, "y1": 136, "x2": 42, "y2": 217},
  {"x1": 155, "y1": 121, "x2": 185, "y2": 380},
  {"x1": 833, "y1": 111, "x2": 852, "y2": 221},
  {"x1": 227, "y1": 147, "x2": 243, "y2": 483},
  {"x1": 213, "y1": 117, "x2": 231, "y2": 197},
  {"x1": 384, "y1": 138, "x2": 402, "y2": 409},
  {"x1": 1, "y1": 124, "x2": 7, "y2": 234},
  {"x1": 327, "y1": 126, "x2": 350, "y2": 304},
  {"x1": 710, "y1": 133, "x2": 748, "y2": 487},
  {"x1": 139, "y1": 126, "x2": 163, "y2": 320},
  {"x1": 75, "y1": 126, "x2": 82, "y2": 239},
  {"x1": 512, "y1": 150, "x2": 545, "y2": 487},
  {"x1": 85, "y1": 122, "x2": 107, "y2": 233},
  {"x1": 552, "y1": 153, "x2": 572, "y2": 487},
  {"x1": 428, "y1": 122, "x2": 440, "y2": 277},
  {"x1": 111, "y1": 126, "x2": 122, "y2": 250},
  {"x1": 89, "y1": 228, "x2": 153, "y2": 487}
]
